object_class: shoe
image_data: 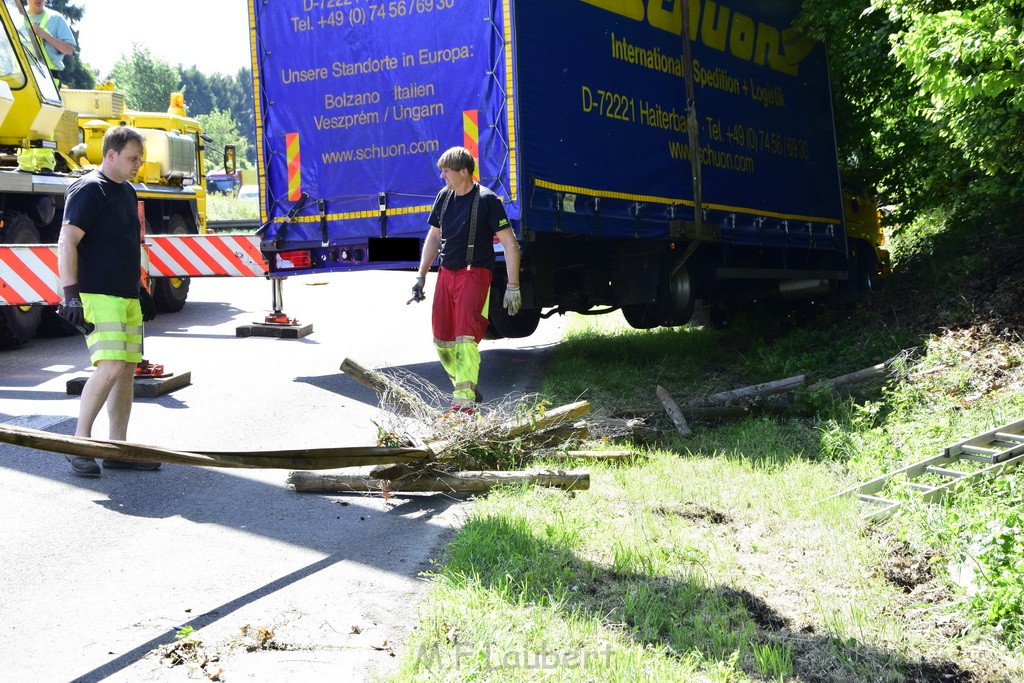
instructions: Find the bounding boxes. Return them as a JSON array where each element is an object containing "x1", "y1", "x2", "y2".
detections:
[
  {"x1": 102, "y1": 459, "x2": 162, "y2": 471},
  {"x1": 66, "y1": 456, "x2": 100, "y2": 477},
  {"x1": 474, "y1": 388, "x2": 483, "y2": 403},
  {"x1": 449, "y1": 402, "x2": 477, "y2": 416}
]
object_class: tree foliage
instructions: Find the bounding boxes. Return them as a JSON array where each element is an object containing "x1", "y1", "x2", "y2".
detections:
[
  {"x1": 800, "y1": 0, "x2": 1024, "y2": 235},
  {"x1": 48, "y1": 3, "x2": 256, "y2": 167},
  {"x1": 109, "y1": 45, "x2": 183, "y2": 112},
  {"x1": 197, "y1": 110, "x2": 251, "y2": 173}
]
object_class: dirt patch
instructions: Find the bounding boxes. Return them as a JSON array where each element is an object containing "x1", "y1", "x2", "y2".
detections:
[
  {"x1": 876, "y1": 530, "x2": 937, "y2": 592},
  {"x1": 649, "y1": 501, "x2": 732, "y2": 525}
]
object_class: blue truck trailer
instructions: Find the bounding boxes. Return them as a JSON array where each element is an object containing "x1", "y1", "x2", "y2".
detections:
[{"x1": 248, "y1": 0, "x2": 889, "y2": 337}]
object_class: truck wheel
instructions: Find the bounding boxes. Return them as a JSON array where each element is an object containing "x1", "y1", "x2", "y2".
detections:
[
  {"x1": 622, "y1": 303, "x2": 659, "y2": 329},
  {"x1": 487, "y1": 279, "x2": 540, "y2": 338},
  {"x1": 151, "y1": 215, "x2": 191, "y2": 312},
  {"x1": 622, "y1": 262, "x2": 695, "y2": 329},
  {"x1": 489, "y1": 303, "x2": 540, "y2": 338},
  {"x1": 0, "y1": 212, "x2": 44, "y2": 348},
  {"x1": 658, "y1": 263, "x2": 695, "y2": 326},
  {"x1": 835, "y1": 240, "x2": 876, "y2": 306}
]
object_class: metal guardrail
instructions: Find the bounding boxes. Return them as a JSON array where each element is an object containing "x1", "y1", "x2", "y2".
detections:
[{"x1": 207, "y1": 219, "x2": 261, "y2": 233}]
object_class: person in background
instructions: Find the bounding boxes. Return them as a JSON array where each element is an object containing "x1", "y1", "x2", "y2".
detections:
[
  {"x1": 410, "y1": 146, "x2": 521, "y2": 413},
  {"x1": 17, "y1": 0, "x2": 77, "y2": 172},
  {"x1": 24, "y1": 0, "x2": 75, "y2": 80},
  {"x1": 57, "y1": 126, "x2": 158, "y2": 477}
]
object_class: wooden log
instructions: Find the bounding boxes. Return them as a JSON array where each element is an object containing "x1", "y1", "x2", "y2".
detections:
[
  {"x1": 656, "y1": 385, "x2": 691, "y2": 437},
  {"x1": 340, "y1": 357, "x2": 441, "y2": 418},
  {"x1": 808, "y1": 362, "x2": 893, "y2": 392},
  {"x1": 523, "y1": 422, "x2": 589, "y2": 447},
  {"x1": 546, "y1": 450, "x2": 635, "y2": 461},
  {"x1": 287, "y1": 469, "x2": 590, "y2": 493},
  {"x1": 0, "y1": 423, "x2": 430, "y2": 470},
  {"x1": 589, "y1": 417, "x2": 645, "y2": 432},
  {"x1": 683, "y1": 404, "x2": 753, "y2": 420},
  {"x1": 694, "y1": 374, "x2": 805, "y2": 406}
]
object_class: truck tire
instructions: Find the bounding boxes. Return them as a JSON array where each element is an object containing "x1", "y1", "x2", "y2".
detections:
[
  {"x1": 621, "y1": 262, "x2": 694, "y2": 329},
  {"x1": 835, "y1": 240, "x2": 876, "y2": 306},
  {"x1": 486, "y1": 278, "x2": 540, "y2": 338},
  {"x1": 621, "y1": 303, "x2": 659, "y2": 329},
  {"x1": 0, "y1": 212, "x2": 44, "y2": 348},
  {"x1": 151, "y1": 215, "x2": 191, "y2": 312},
  {"x1": 489, "y1": 301, "x2": 540, "y2": 338},
  {"x1": 660, "y1": 262, "x2": 695, "y2": 326}
]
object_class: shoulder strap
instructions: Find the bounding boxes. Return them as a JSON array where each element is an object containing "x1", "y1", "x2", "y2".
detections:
[
  {"x1": 438, "y1": 188, "x2": 454, "y2": 230},
  {"x1": 465, "y1": 184, "x2": 481, "y2": 267}
]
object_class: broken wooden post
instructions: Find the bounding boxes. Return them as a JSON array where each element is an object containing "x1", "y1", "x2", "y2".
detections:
[
  {"x1": 656, "y1": 385, "x2": 691, "y2": 437},
  {"x1": 340, "y1": 357, "x2": 441, "y2": 418},
  {"x1": 287, "y1": 469, "x2": 590, "y2": 493}
]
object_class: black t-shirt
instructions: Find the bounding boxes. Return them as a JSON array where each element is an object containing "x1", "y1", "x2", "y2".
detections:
[
  {"x1": 427, "y1": 183, "x2": 510, "y2": 270},
  {"x1": 63, "y1": 170, "x2": 142, "y2": 298}
]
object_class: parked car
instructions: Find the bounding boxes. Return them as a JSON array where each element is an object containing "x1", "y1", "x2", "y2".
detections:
[
  {"x1": 206, "y1": 172, "x2": 240, "y2": 195},
  {"x1": 237, "y1": 185, "x2": 258, "y2": 199}
]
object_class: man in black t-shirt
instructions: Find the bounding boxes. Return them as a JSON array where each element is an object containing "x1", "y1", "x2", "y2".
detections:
[
  {"x1": 57, "y1": 126, "x2": 158, "y2": 477},
  {"x1": 410, "y1": 146, "x2": 521, "y2": 413}
]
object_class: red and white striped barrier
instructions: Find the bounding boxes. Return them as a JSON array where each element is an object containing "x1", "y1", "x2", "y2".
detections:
[
  {"x1": 147, "y1": 234, "x2": 268, "y2": 278},
  {"x1": 0, "y1": 245, "x2": 61, "y2": 305},
  {"x1": 0, "y1": 235, "x2": 268, "y2": 306}
]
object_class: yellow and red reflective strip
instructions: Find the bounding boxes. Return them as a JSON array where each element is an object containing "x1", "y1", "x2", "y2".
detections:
[
  {"x1": 463, "y1": 110, "x2": 479, "y2": 182},
  {"x1": 286, "y1": 132, "x2": 301, "y2": 201}
]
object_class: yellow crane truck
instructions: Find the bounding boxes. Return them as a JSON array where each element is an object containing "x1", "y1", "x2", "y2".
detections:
[{"x1": 0, "y1": 0, "x2": 219, "y2": 347}]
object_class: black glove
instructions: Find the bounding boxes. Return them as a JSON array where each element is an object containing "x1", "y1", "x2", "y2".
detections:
[
  {"x1": 139, "y1": 287, "x2": 157, "y2": 322},
  {"x1": 408, "y1": 275, "x2": 426, "y2": 304},
  {"x1": 57, "y1": 284, "x2": 86, "y2": 328}
]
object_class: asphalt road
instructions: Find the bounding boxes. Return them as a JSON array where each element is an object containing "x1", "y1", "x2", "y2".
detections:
[{"x1": 0, "y1": 271, "x2": 567, "y2": 682}]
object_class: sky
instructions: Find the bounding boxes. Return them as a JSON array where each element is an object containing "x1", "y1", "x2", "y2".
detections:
[{"x1": 75, "y1": 0, "x2": 251, "y2": 77}]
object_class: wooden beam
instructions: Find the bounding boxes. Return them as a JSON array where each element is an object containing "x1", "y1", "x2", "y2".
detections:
[
  {"x1": 546, "y1": 450, "x2": 635, "y2": 461},
  {"x1": 287, "y1": 469, "x2": 590, "y2": 493},
  {"x1": 0, "y1": 423, "x2": 430, "y2": 470},
  {"x1": 808, "y1": 362, "x2": 893, "y2": 392},
  {"x1": 695, "y1": 375, "x2": 805, "y2": 405}
]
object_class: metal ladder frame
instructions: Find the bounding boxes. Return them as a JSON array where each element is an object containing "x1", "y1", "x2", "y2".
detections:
[{"x1": 828, "y1": 418, "x2": 1024, "y2": 522}]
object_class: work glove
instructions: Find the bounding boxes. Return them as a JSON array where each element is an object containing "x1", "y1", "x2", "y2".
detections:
[
  {"x1": 57, "y1": 284, "x2": 86, "y2": 329},
  {"x1": 139, "y1": 286, "x2": 157, "y2": 322},
  {"x1": 503, "y1": 284, "x2": 521, "y2": 316},
  {"x1": 408, "y1": 275, "x2": 426, "y2": 304}
]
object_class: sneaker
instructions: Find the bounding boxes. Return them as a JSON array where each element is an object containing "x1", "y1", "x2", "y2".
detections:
[
  {"x1": 102, "y1": 459, "x2": 162, "y2": 471},
  {"x1": 65, "y1": 456, "x2": 100, "y2": 477}
]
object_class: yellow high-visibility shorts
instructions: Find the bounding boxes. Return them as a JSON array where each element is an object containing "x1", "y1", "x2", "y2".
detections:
[{"x1": 80, "y1": 293, "x2": 143, "y2": 365}]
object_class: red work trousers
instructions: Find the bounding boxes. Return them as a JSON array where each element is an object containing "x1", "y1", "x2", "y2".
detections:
[{"x1": 432, "y1": 266, "x2": 492, "y2": 403}]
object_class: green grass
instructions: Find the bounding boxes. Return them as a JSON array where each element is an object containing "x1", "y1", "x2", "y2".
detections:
[
  {"x1": 391, "y1": 299, "x2": 1024, "y2": 681},
  {"x1": 205, "y1": 193, "x2": 259, "y2": 222}
]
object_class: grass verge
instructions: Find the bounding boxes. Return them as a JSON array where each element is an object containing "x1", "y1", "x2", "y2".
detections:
[{"x1": 392, "y1": 296, "x2": 1024, "y2": 681}]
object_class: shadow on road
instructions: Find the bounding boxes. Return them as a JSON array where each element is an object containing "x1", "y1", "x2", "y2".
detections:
[{"x1": 0, "y1": 416, "x2": 464, "y2": 682}]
